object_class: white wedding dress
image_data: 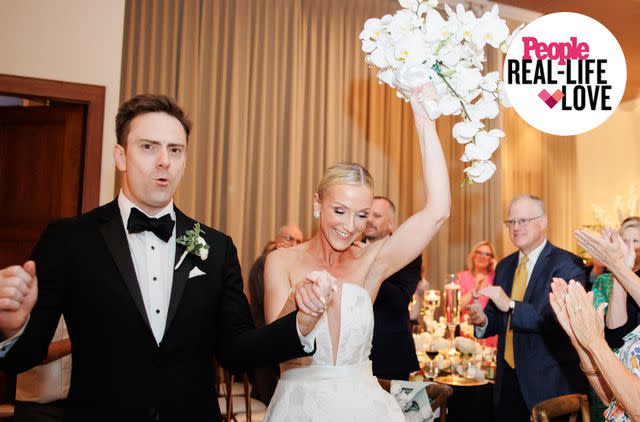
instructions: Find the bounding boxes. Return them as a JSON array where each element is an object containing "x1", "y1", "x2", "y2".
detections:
[{"x1": 264, "y1": 283, "x2": 404, "y2": 422}]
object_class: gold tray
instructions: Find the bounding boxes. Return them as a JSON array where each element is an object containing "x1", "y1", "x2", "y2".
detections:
[{"x1": 434, "y1": 375, "x2": 489, "y2": 387}]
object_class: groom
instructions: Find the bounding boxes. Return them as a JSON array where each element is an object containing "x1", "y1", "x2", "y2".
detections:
[{"x1": 0, "y1": 94, "x2": 328, "y2": 421}]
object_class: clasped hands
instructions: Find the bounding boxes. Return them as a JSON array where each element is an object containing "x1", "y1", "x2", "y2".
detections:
[
  {"x1": 549, "y1": 277, "x2": 606, "y2": 350},
  {"x1": 292, "y1": 270, "x2": 338, "y2": 317},
  {"x1": 466, "y1": 285, "x2": 511, "y2": 327}
]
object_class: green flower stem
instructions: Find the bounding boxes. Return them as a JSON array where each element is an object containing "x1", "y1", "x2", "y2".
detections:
[{"x1": 433, "y1": 62, "x2": 471, "y2": 121}]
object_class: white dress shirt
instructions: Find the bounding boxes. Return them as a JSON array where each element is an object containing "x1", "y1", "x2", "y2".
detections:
[
  {"x1": 475, "y1": 239, "x2": 548, "y2": 337},
  {"x1": 118, "y1": 193, "x2": 175, "y2": 344}
]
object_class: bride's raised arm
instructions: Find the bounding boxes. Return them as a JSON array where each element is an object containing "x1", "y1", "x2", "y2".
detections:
[{"x1": 366, "y1": 84, "x2": 450, "y2": 287}]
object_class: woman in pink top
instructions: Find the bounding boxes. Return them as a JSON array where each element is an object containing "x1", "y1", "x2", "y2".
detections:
[{"x1": 458, "y1": 241, "x2": 497, "y2": 347}]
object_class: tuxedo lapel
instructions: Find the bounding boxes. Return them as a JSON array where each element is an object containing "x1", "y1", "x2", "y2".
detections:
[
  {"x1": 165, "y1": 207, "x2": 193, "y2": 337},
  {"x1": 98, "y1": 201, "x2": 152, "y2": 331},
  {"x1": 523, "y1": 242, "x2": 553, "y2": 303}
]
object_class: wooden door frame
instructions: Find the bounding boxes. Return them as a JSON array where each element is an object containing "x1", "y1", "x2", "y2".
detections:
[{"x1": 0, "y1": 73, "x2": 105, "y2": 211}]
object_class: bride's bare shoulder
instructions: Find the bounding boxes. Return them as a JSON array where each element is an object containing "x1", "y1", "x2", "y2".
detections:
[{"x1": 265, "y1": 242, "x2": 309, "y2": 269}]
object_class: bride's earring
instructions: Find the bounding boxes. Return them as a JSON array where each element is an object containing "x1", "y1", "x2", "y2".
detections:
[{"x1": 313, "y1": 209, "x2": 320, "y2": 219}]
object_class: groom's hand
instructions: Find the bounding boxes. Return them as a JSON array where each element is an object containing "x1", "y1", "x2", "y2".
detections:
[{"x1": 0, "y1": 261, "x2": 38, "y2": 340}]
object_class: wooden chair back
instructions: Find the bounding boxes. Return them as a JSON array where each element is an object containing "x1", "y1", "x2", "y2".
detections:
[
  {"x1": 531, "y1": 393, "x2": 590, "y2": 422},
  {"x1": 378, "y1": 379, "x2": 453, "y2": 422}
]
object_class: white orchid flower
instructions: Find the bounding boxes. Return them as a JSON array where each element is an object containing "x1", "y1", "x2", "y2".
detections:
[
  {"x1": 359, "y1": 17, "x2": 389, "y2": 42},
  {"x1": 471, "y1": 6, "x2": 509, "y2": 49},
  {"x1": 438, "y1": 93, "x2": 462, "y2": 115},
  {"x1": 398, "y1": 0, "x2": 419, "y2": 11},
  {"x1": 445, "y1": 4, "x2": 478, "y2": 42},
  {"x1": 394, "y1": 63, "x2": 436, "y2": 101},
  {"x1": 438, "y1": 45, "x2": 461, "y2": 67},
  {"x1": 480, "y1": 71, "x2": 500, "y2": 91},
  {"x1": 453, "y1": 67, "x2": 483, "y2": 97},
  {"x1": 376, "y1": 69, "x2": 395, "y2": 87},
  {"x1": 453, "y1": 120, "x2": 484, "y2": 144},
  {"x1": 468, "y1": 98, "x2": 499, "y2": 120},
  {"x1": 500, "y1": 23, "x2": 525, "y2": 54},
  {"x1": 497, "y1": 81, "x2": 512, "y2": 107},
  {"x1": 464, "y1": 160, "x2": 496, "y2": 183},
  {"x1": 418, "y1": 0, "x2": 438, "y2": 15},
  {"x1": 388, "y1": 9, "x2": 422, "y2": 42},
  {"x1": 423, "y1": 8, "x2": 449, "y2": 43},
  {"x1": 365, "y1": 47, "x2": 389, "y2": 68},
  {"x1": 461, "y1": 129, "x2": 503, "y2": 161},
  {"x1": 394, "y1": 30, "x2": 429, "y2": 67}
]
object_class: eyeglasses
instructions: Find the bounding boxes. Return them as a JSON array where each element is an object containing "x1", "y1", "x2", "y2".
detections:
[
  {"x1": 503, "y1": 215, "x2": 542, "y2": 228},
  {"x1": 474, "y1": 250, "x2": 493, "y2": 257}
]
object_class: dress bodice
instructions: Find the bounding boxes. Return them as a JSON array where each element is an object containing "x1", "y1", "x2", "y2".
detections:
[
  {"x1": 265, "y1": 283, "x2": 405, "y2": 422},
  {"x1": 287, "y1": 282, "x2": 374, "y2": 367}
]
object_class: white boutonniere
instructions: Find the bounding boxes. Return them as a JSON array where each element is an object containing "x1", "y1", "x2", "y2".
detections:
[{"x1": 175, "y1": 223, "x2": 210, "y2": 270}]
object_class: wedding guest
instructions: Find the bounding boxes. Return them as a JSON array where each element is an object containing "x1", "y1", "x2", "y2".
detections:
[
  {"x1": 365, "y1": 196, "x2": 421, "y2": 381},
  {"x1": 12, "y1": 317, "x2": 71, "y2": 422},
  {"x1": 0, "y1": 94, "x2": 331, "y2": 421},
  {"x1": 591, "y1": 218, "x2": 640, "y2": 349},
  {"x1": 248, "y1": 224, "x2": 303, "y2": 404},
  {"x1": 550, "y1": 278, "x2": 640, "y2": 421},
  {"x1": 468, "y1": 194, "x2": 588, "y2": 421},
  {"x1": 458, "y1": 241, "x2": 498, "y2": 347},
  {"x1": 249, "y1": 225, "x2": 304, "y2": 328}
]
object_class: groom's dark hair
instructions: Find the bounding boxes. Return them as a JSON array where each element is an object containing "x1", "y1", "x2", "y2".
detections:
[{"x1": 115, "y1": 94, "x2": 192, "y2": 146}]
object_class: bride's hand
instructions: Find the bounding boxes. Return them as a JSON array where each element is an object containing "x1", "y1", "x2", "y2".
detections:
[
  {"x1": 410, "y1": 83, "x2": 439, "y2": 127},
  {"x1": 305, "y1": 270, "x2": 338, "y2": 306}
]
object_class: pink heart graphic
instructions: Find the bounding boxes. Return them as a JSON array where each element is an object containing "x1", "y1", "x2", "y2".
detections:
[{"x1": 538, "y1": 89, "x2": 564, "y2": 109}]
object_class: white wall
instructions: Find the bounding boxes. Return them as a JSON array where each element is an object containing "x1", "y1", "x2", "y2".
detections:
[
  {"x1": 0, "y1": 0, "x2": 125, "y2": 205},
  {"x1": 575, "y1": 97, "x2": 640, "y2": 226}
]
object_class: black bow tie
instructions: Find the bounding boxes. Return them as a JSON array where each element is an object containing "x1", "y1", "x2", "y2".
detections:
[{"x1": 127, "y1": 207, "x2": 175, "y2": 242}]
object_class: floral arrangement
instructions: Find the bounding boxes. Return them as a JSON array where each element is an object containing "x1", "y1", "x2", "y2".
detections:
[
  {"x1": 454, "y1": 336, "x2": 480, "y2": 356},
  {"x1": 359, "y1": 0, "x2": 522, "y2": 184},
  {"x1": 590, "y1": 182, "x2": 640, "y2": 227}
]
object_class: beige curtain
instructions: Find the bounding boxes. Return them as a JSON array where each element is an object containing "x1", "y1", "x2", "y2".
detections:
[{"x1": 120, "y1": 0, "x2": 576, "y2": 293}]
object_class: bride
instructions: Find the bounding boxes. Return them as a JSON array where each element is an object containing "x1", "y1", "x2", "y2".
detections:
[{"x1": 263, "y1": 83, "x2": 450, "y2": 421}]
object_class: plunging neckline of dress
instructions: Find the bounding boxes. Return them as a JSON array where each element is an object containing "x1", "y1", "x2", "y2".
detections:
[{"x1": 324, "y1": 282, "x2": 371, "y2": 366}]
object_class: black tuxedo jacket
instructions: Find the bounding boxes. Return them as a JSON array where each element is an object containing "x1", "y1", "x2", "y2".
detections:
[
  {"x1": 0, "y1": 200, "x2": 309, "y2": 421},
  {"x1": 481, "y1": 241, "x2": 588, "y2": 410},
  {"x1": 370, "y1": 255, "x2": 421, "y2": 380}
]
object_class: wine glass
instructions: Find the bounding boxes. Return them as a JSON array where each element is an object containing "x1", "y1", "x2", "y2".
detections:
[{"x1": 423, "y1": 359, "x2": 439, "y2": 380}]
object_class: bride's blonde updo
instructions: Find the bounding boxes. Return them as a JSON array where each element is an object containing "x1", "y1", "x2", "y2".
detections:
[{"x1": 317, "y1": 162, "x2": 374, "y2": 198}]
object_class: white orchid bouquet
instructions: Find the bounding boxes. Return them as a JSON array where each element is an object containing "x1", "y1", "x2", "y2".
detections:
[{"x1": 360, "y1": 0, "x2": 521, "y2": 184}]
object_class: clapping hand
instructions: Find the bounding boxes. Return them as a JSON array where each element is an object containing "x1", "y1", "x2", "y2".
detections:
[
  {"x1": 0, "y1": 261, "x2": 38, "y2": 339},
  {"x1": 549, "y1": 277, "x2": 578, "y2": 343},
  {"x1": 565, "y1": 281, "x2": 607, "y2": 349},
  {"x1": 466, "y1": 299, "x2": 487, "y2": 326},
  {"x1": 478, "y1": 285, "x2": 510, "y2": 312},
  {"x1": 575, "y1": 228, "x2": 628, "y2": 270}
]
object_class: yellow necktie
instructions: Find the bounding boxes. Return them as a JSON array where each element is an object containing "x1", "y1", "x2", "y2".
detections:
[{"x1": 504, "y1": 255, "x2": 528, "y2": 368}]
